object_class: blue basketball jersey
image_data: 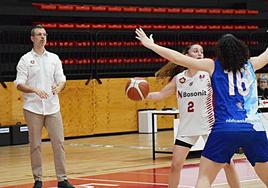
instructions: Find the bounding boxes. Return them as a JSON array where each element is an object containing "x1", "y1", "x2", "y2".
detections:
[{"x1": 211, "y1": 59, "x2": 265, "y2": 132}]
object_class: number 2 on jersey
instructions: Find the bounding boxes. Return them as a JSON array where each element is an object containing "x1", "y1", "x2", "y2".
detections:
[{"x1": 187, "y1": 101, "x2": 194, "y2": 112}]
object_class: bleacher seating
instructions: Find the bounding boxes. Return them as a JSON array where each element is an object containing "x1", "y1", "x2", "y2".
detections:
[
  {"x1": 0, "y1": 0, "x2": 267, "y2": 81},
  {"x1": 31, "y1": 3, "x2": 259, "y2": 15}
]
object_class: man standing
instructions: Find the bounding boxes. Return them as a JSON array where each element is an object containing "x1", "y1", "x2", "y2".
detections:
[{"x1": 14, "y1": 25, "x2": 74, "y2": 188}]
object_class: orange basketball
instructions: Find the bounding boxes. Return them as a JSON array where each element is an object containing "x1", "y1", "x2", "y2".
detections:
[{"x1": 125, "y1": 78, "x2": 149, "y2": 101}]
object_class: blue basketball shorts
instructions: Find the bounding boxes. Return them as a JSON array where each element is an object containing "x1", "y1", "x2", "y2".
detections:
[{"x1": 202, "y1": 131, "x2": 268, "y2": 166}]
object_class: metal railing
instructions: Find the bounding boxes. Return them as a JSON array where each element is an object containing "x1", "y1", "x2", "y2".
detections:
[{"x1": 0, "y1": 27, "x2": 267, "y2": 82}]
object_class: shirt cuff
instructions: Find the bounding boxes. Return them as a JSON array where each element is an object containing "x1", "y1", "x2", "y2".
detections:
[
  {"x1": 56, "y1": 76, "x2": 66, "y2": 84},
  {"x1": 14, "y1": 79, "x2": 25, "y2": 88}
]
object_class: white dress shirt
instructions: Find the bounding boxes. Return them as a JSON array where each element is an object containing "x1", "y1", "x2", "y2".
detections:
[{"x1": 14, "y1": 49, "x2": 66, "y2": 115}]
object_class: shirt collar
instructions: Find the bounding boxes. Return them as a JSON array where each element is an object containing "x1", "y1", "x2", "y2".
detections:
[{"x1": 31, "y1": 49, "x2": 48, "y2": 57}]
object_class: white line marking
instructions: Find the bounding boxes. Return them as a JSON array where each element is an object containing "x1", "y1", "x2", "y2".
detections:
[
  {"x1": 69, "y1": 176, "x2": 261, "y2": 188},
  {"x1": 79, "y1": 183, "x2": 118, "y2": 187},
  {"x1": 77, "y1": 185, "x2": 94, "y2": 188},
  {"x1": 72, "y1": 177, "x2": 168, "y2": 186},
  {"x1": 212, "y1": 178, "x2": 260, "y2": 187}
]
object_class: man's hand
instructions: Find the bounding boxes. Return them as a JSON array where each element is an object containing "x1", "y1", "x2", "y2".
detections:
[
  {"x1": 34, "y1": 89, "x2": 49, "y2": 99},
  {"x1": 51, "y1": 82, "x2": 65, "y2": 95},
  {"x1": 17, "y1": 84, "x2": 48, "y2": 99},
  {"x1": 51, "y1": 85, "x2": 60, "y2": 95},
  {"x1": 135, "y1": 28, "x2": 155, "y2": 49}
]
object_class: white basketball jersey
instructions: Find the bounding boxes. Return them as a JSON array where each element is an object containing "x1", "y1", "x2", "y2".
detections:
[{"x1": 175, "y1": 70, "x2": 214, "y2": 136}]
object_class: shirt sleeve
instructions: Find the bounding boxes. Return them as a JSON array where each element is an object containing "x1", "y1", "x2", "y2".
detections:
[
  {"x1": 54, "y1": 55, "x2": 66, "y2": 84},
  {"x1": 14, "y1": 57, "x2": 28, "y2": 87}
]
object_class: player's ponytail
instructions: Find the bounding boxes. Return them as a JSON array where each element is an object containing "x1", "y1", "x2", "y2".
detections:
[{"x1": 155, "y1": 44, "x2": 196, "y2": 81}]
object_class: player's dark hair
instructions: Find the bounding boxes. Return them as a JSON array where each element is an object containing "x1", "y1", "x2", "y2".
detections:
[{"x1": 216, "y1": 34, "x2": 249, "y2": 72}]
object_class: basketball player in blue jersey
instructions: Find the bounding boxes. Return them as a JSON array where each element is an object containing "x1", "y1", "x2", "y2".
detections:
[
  {"x1": 146, "y1": 44, "x2": 240, "y2": 188},
  {"x1": 135, "y1": 28, "x2": 268, "y2": 187}
]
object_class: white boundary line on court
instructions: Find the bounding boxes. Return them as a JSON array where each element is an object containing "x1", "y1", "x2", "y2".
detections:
[
  {"x1": 212, "y1": 178, "x2": 261, "y2": 187},
  {"x1": 70, "y1": 177, "x2": 194, "y2": 188},
  {"x1": 71, "y1": 177, "x2": 169, "y2": 186},
  {"x1": 46, "y1": 177, "x2": 261, "y2": 188},
  {"x1": 69, "y1": 176, "x2": 261, "y2": 188},
  {"x1": 78, "y1": 183, "x2": 118, "y2": 187}
]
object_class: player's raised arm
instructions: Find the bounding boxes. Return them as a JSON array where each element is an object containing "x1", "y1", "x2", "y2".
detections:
[
  {"x1": 250, "y1": 47, "x2": 268, "y2": 71},
  {"x1": 135, "y1": 28, "x2": 214, "y2": 75}
]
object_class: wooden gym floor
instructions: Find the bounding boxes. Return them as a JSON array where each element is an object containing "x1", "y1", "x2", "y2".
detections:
[{"x1": 0, "y1": 130, "x2": 266, "y2": 188}]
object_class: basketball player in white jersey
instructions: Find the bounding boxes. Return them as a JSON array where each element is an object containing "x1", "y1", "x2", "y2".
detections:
[{"x1": 146, "y1": 44, "x2": 240, "y2": 188}]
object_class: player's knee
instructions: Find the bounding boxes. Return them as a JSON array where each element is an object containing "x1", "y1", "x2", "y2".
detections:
[{"x1": 170, "y1": 160, "x2": 184, "y2": 171}]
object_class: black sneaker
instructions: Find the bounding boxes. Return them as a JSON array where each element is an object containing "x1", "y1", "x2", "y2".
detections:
[
  {"x1": 58, "y1": 180, "x2": 75, "y2": 188},
  {"x1": 33, "y1": 180, "x2": 42, "y2": 188}
]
